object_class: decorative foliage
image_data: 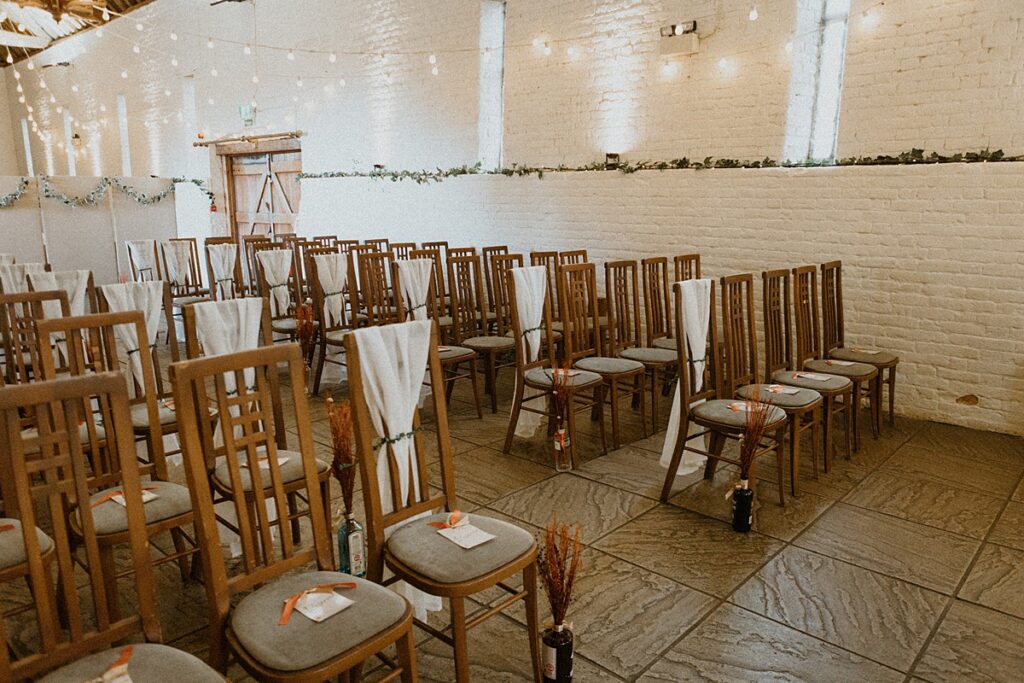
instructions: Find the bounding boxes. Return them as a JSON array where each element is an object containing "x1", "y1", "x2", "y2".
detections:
[
  {"x1": 738, "y1": 399, "x2": 775, "y2": 481},
  {"x1": 298, "y1": 148, "x2": 1024, "y2": 184},
  {"x1": 326, "y1": 398, "x2": 357, "y2": 515},
  {"x1": 0, "y1": 178, "x2": 30, "y2": 209},
  {"x1": 36, "y1": 175, "x2": 215, "y2": 208},
  {"x1": 537, "y1": 519, "x2": 583, "y2": 627}
]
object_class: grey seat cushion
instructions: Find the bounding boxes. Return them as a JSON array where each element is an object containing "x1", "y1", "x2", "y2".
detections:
[
  {"x1": 129, "y1": 401, "x2": 177, "y2": 428},
  {"x1": 439, "y1": 345, "x2": 474, "y2": 361},
  {"x1": 770, "y1": 369, "x2": 851, "y2": 393},
  {"x1": 804, "y1": 359, "x2": 877, "y2": 380},
  {"x1": 387, "y1": 512, "x2": 534, "y2": 584},
  {"x1": 0, "y1": 518, "x2": 53, "y2": 570},
  {"x1": 525, "y1": 367, "x2": 601, "y2": 388},
  {"x1": 273, "y1": 318, "x2": 298, "y2": 331},
  {"x1": 326, "y1": 329, "x2": 352, "y2": 342},
  {"x1": 38, "y1": 643, "x2": 223, "y2": 682},
  {"x1": 463, "y1": 335, "x2": 514, "y2": 351},
  {"x1": 551, "y1": 321, "x2": 564, "y2": 333},
  {"x1": 230, "y1": 571, "x2": 408, "y2": 673},
  {"x1": 619, "y1": 347, "x2": 677, "y2": 365},
  {"x1": 830, "y1": 347, "x2": 899, "y2": 365},
  {"x1": 574, "y1": 356, "x2": 644, "y2": 375},
  {"x1": 171, "y1": 295, "x2": 208, "y2": 308},
  {"x1": 691, "y1": 400, "x2": 786, "y2": 431},
  {"x1": 213, "y1": 449, "x2": 329, "y2": 493},
  {"x1": 736, "y1": 384, "x2": 821, "y2": 409},
  {"x1": 85, "y1": 481, "x2": 192, "y2": 536},
  {"x1": 652, "y1": 337, "x2": 677, "y2": 351},
  {"x1": 504, "y1": 329, "x2": 564, "y2": 343},
  {"x1": 437, "y1": 315, "x2": 453, "y2": 327},
  {"x1": 23, "y1": 420, "x2": 105, "y2": 445}
]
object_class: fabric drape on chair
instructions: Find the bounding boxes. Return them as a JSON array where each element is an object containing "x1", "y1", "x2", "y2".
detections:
[
  {"x1": 126, "y1": 240, "x2": 158, "y2": 281},
  {"x1": 313, "y1": 253, "x2": 348, "y2": 383},
  {"x1": 192, "y1": 298, "x2": 263, "y2": 394},
  {"x1": 208, "y1": 243, "x2": 238, "y2": 299},
  {"x1": 30, "y1": 270, "x2": 91, "y2": 316},
  {"x1": 352, "y1": 319, "x2": 442, "y2": 621},
  {"x1": 396, "y1": 259, "x2": 433, "y2": 321},
  {"x1": 0, "y1": 254, "x2": 14, "y2": 265},
  {"x1": 0, "y1": 263, "x2": 47, "y2": 294},
  {"x1": 510, "y1": 266, "x2": 547, "y2": 437},
  {"x1": 162, "y1": 241, "x2": 193, "y2": 287},
  {"x1": 660, "y1": 278, "x2": 712, "y2": 475},
  {"x1": 256, "y1": 249, "x2": 292, "y2": 317},
  {"x1": 99, "y1": 281, "x2": 165, "y2": 388}
]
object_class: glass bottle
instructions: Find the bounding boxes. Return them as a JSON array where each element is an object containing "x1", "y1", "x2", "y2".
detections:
[{"x1": 337, "y1": 514, "x2": 367, "y2": 577}]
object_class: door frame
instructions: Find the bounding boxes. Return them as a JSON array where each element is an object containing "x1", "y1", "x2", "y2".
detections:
[{"x1": 216, "y1": 137, "x2": 303, "y2": 239}]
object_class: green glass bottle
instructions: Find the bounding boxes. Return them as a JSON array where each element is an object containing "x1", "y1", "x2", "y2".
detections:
[{"x1": 337, "y1": 514, "x2": 367, "y2": 577}]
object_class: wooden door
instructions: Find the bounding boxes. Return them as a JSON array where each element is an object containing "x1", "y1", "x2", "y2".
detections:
[{"x1": 229, "y1": 150, "x2": 302, "y2": 238}]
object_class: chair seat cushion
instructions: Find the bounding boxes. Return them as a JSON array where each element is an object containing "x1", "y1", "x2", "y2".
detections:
[
  {"x1": 652, "y1": 337, "x2": 677, "y2": 351},
  {"x1": 804, "y1": 359, "x2": 877, "y2": 380},
  {"x1": 736, "y1": 384, "x2": 822, "y2": 410},
  {"x1": 326, "y1": 329, "x2": 352, "y2": 343},
  {"x1": 387, "y1": 512, "x2": 534, "y2": 584},
  {"x1": 129, "y1": 401, "x2": 177, "y2": 428},
  {"x1": 171, "y1": 295, "x2": 208, "y2": 308},
  {"x1": 439, "y1": 345, "x2": 474, "y2": 361},
  {"x1": 770, "y1": 369, "x2": 851, "y2": 393},
  {"x1": 213, "y1": 449, "x2": 329, "y2": 493},
  {"x1": 437, "y1": 314, "x2": 453, "y2": 327},
  {"x1": 85, "y1": 481, "x2": 192, "y2": 536},
  {"x1": 462, "y1": 335, "x2": 514, "y2": 351},
  {"x1": 574, "y1": 356, "x2": 644, "y2": 375},
  {"x1": 551, "y1": 321, "x2": 564, "y2": 332},
  {"x1": 0, "y1": 518, "x2": 53, "y2": 570},
  {"x1": 38, "y1": 643, "x2": 223, "y2": 683},
  {"x1": 525, "y1": 367, "x2": 601, "y2": 388},
  {"x1": 23, "y1": 419, "x2": 104, "y2": 445},
  {"x1": 619, "y1": 347, "x2": 677, "y2": 365},
  {"x1": 229, "y1": 571, "x2": 408, "y2": 673},
  {"x1": 504, "y1": 329, "x2": 564, "y2": 343},
  {"x1": 830, "y1": 347, "x2": 899, "y2": 366},
  {"x1": 691, "y1": 399, "x2": 787, "y2": 431}
]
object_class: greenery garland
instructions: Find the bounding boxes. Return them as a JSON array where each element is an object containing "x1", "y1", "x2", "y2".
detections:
[
  {"x1": 298, "y1": 148, "x2": 1023, "y2": 185},
  {"x1": 36, "y1": 175, "x2": 216, "y2": 208},
  {"x1": 0, "y1": 177, "x2": 31, "y2": 209}
]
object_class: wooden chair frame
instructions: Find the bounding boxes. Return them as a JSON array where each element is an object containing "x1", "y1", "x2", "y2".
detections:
[
  {"x1": 241, "y1": 235, "x2": 272, "y2": 296},
  {"x1": 0, "y1": 290, "x2": 69, "y2": 385},
  {"x1": 674, "y1": 253, "x2": 701, "y2": 281},
  {"x1": 127, "y1": 239, "x2": 163, "y2": 282},
  {"x1": 390, "y1": 242, "x2": 416, "y2": 260},
  {"x1": 205, "y1": 237, "x2": 245, "y2": 301},
  {"x1": 359, "y1": 251, "x2": 401, "y2": 326},
  {"x1": 481, "y1": 245, "x2": 510, "y2": 315},
  {"x1": 306, "y1": 248, "x2": 357, "y2": 395}
]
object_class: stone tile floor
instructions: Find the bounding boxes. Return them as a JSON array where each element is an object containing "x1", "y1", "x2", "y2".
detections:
[{"x1": 14, "y1": 361, "x2": 1024, "y2": 682}]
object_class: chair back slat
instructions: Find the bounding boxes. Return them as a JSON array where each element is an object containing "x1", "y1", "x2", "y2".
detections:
[
  {"x1": 241, "y1": 235, "x2": 272, "y2": 295},
  {"x1": 360, "y1": 251, "x2": 400, "y2": 326},
  {"x1": 674, "y1": 254, "x2": 701, "y2": 281},
  {"x1": 604, "y1": 260, "x2": 641, "y2": 355},
  {"x1": 762, "y1": 269, "x2": 792, "y2": 373},
  {"x1": 161, "y1": 238, "x2": 206, "y2": 299},
  {"x1": 447, "y1": 254, "x2": 487, "y2": 342},
  {"x1": 0, "y1": 290, "x2": 69, "y2": 385},
  {"x1": 719, "y1": 273, "x2": 759, "y2": 394},
  {"x1": 641, "y1": 257, "x2": 672, "y2": 346},
  {"x1": 336, "y1": 239, "x2": 361, "y2": 255},
  {"x1": 530, "y1": 252, "x2": 560, "y2": 321},
  {"x1": 481, "y1": 245, "x2": 510, "y2": 310},
  {"x1": 558, "y1": 262, "x2": 600, "y2": 361},
  {"x1": 204, "y1": 237, "x2": 244, "y2": 300},
  {"x1": 821, "y1": 260, "x2": 844, "y2": 354},
  {"x1": 793, "y1": 265, "x2": 822, "y2": 366},
  {"x1": 490, "y1": 253, "x2": 524, "y2": 336},
  {"x1": 559, "y1": 249, "x2": 588, "y2": 265},
  {"x1": 391, "y1": 242, "x2": 416, "y2": 260},
  {"x1": 364, "y1": 238, "x2": 389, "y2": 252}
]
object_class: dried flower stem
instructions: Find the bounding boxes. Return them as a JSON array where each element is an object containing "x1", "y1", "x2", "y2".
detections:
[
  {"x1": 295, "y1": 302, "x2": 316, "y2": 361},
  {"x1": 326, "y1": 398, "x2": 357, "y2": 515},
  {"x1": 739, "y1": 399, "x2": 774, "y2": 480},
  {"x1": 550, "y1": 360, "x2": 574, "y2": 425},
  {"x1": 537, "y1": 519, "x2": 583, "y2": 627}
]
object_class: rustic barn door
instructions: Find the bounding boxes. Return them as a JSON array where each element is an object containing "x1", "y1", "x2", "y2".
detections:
[{"x1": 228, "y1": 149, "x2": 302, "y2": 237}]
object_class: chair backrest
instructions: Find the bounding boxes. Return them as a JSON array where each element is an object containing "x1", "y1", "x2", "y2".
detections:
[
  {"x1": 641, "y1": 257, "x2": 672, "y2": 346},
  {"x1": 762, "y1": 269, "x2": 793, "y2": 374},
  {"x1": 0, "y1": 373, "x2": 162, "y2": 681},
  {"x1": 97, "y1": 280, "x2": 179, "y2": 366},
  {"x1": 507, "y1": 266, "x2": 555, "y2": 374},
  {"x1": 447, "y1": 254, "x2": 488, "y2": 343},
  {"x1": 161, "y1": 238, "x2": 206, "y2": 298},
  {"x1": 481, "y1": 245, "x2": 509, "y2": 310},
  {"x1": 342, "y1": 321, "x2": 455, "y2": 580},
  {"x1": 604, "y1": 260, "x2": 642, "y2": 355},
  {"x1": 672, "y1": 281, "x2": 721, "y2": 403},
  {"x1": 821, "y1": 260, "x2": 844, "y2": 354},
  {"x1": 182, "y1": 297, "x2": 275, "y2": 361},
  {"x1": 26, "y1": 269, "x2": 96, "y2": 316},
  {"x1": 364, "y1": 238, "x2": 389, "y2": 252},
  {"x1": 558, "y1": 262, "x2": 601, "y2": 362},
  {"x1": 241, "y1": 235, "x2": 272, "y2": 295},
  {"x1": 391, "y1": 242, "x2": 416, "y2": 260},
  {"x1": 530, "y1": 251, "x2": 560, "y2": 321},
  {"x1": 292, "y1": 239, "x2": 322, "y2": 298},
  {"x1": 0, "y1": 290, "x2": 69, "y2": 385},
  {"x1": 448, "y1": 246, "x2": 477, "y2": 260},
  {"x1": 347, "y1": 244, "x2": 377, "y2": 307},
  {"x1": 254, "y1": 245, "x2": 300, "y2": 322},
  {"x1": 205, "y1": 237, "x2": 244, "y2": 301},
  {"x1": 490, "y1": 253, "x2": 523, "y2": 336},
  {"x1": 336, "y1": 239, "x2": 360, "y2": 255},
  {"x1": 421, "y1": 240, "x2": 448, "y2": 256},
  {"x1": 410, "y1": 248, "x2": 446, "y2": 316},
  {"x1": 792, "y1": 265, "x2": 822, "y2": 366},
  {"x1": 170, "y1": 344, "x2": 333, "y2": 635},
  {"x1": 307, "y1": 250, "x2": 355, "y2": 335},
  {"x1": 360, "y1": 251, "x2": 402, "y2": 326},
  {"x1": 126, "y1": 239, "x2": 162, "y2": 282},
  {"x1": 719, "y1": 273, "x2": 759, "y2": 395},
  {"x1": 559, "y1": 249, "x2": 588, "y2": 265},
  {"x1": 311, "y1": 234, "x2": 335, "y2": 246},
  {"x1": 674, "y1": 254, "x2": 701, "y2": 281}
]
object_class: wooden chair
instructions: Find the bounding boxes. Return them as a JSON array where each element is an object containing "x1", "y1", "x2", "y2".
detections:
[
  {"x1": 660, "y1": 282, "x2": 788, "y2": 503},
  {"x1": 720, "y1": 273, "x2": 822, "y2": 496},
  {"x1": 559, "y1": 262, "x2": 646, "y2": 449},
  {"x1": 307, "y1": 250, "x2": 357, "y2": 395},
  {"x1": 364, "y1": 238, "x2": 389, "y2": 252},
  {"x1": 762, "y1": 269, "x2": 853, "y2": 472},
  {"x1": 347, "y1": 244, "x2": 378, "y2": 314},
  {"x1": 447, "y1": 254, "x2": 515, "y2": 412},
  {"x1": 641, "y1": 257, "x2": 677, "y2": 352},
  {"x1": 336, "y1": 239, "x2": 361, "y2": 255},
  {"x1": 242, "y1": 235, "x2": 272, "y2": 295},
  {"x1": 360, "y1": 251, "x2": 402, "y2": 326},
  {"x1": 421, "y1": 240, "x2": 449, "y2": 256},
  {"x1": 391, "y1": 242, "x2": 416, "y2": 260},
  {"x1": 126, "y1": 239, "x2": 162, "y2": 282},
  {"x1": 559, "y1": 249, "x2": 588, "y2": 265},
  {"x1": 448, "y1": 247, "x2": 477, "y2": 260},
  {"x1": 0, "y1": 290, "x2": 69, "y2": 385},
  {"x1": 343, "y1": 321, "x2": 541, "y2": 683},
  {"x1": 793, "y1": 265, "x2": 879, "y2": 453},
  {"x1": 35, "y1": 311, "x2": 199, "y2": 591},
  {"x1": 205, "y1": 237, "x2": 244, "y2": 300},
  {"x1": 503, "y1": 266, "x2": 605, "y2": 465},
  {"x1": 171, "y1": 343, "x2": 416, "y2": 680},
  {"x1": 491, "y1": 253, "x2": 523, "y2": 338},
  {"x1": 311, "y1": 234, "x2": 336, "y2": 246},
  {"x1": 821, "y1": 260, "x2": 898, "y2": 428},
  {"x1": 160, "y1": 238, "x2": 209, "y2": 301},
  {"x1": 0, "y1": 373, "x2": 222, "y2": 682},
  {"x1": 481, "y1": 245, "x2": 509, "y2": 314},
  {"x1": 292, "y1": 239, "x2": 322, "y2": 300},
  {"x1": 607, "y1": 260, "x2": 674, "y2": 432},
  {"x1": 530, "y1": 251, "x2": 562, "y2": 328},
  {"x1": 411, "y1": 247, "x2": 448, "y2": 321},
  {"x1": 254, "y1": 245, "x2": 303, "y2": 342},
  {"x1": 674, "y1": 253, "x2": 701, "y2": 281}
]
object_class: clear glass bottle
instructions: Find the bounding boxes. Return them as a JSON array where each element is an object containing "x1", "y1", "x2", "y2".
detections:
[
  {"x1": 553, "y1": 425, "x2": 572, "y2": 472},
  {"x1": 337, "y1": 514, "x2": 367, "y2": 577}
]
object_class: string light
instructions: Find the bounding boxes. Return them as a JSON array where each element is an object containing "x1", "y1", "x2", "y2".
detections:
[
  {"x1": 244, "y1": 44, "x2": 252, "y2": 55},
  {"x1": 543, "y1": 43, "x2": 552, "y2": 56},
  {"x1": 428, "y1": 54, "x2": 436, "y2": 64},
  {"x1": 207, "y1": 37, "x2": 214, "y2": 48},
  {"x1": 287, "y1": 50, "x2": 295, "y2": 61},
  {"x1": 251, "y1": 74, "x2": 259, "y2": 83},
  {"x1": 164, "y1": 88, "x2": 172, "y2": 96},
  {"x1": 101, "y1": 7, "x2": 109, "y2": 20},
  {"x1": 329, "y1": 52, "x2": 337, "y2": 63},
  {"x1": 210, "y1": 67, "x2": 218, "y2": 77},
  {"x1": 71, "y1": 84, "x2": 78, "y2": 92},
  {"x1": 170, "y1": 31, "x2": 178, "y2": 41},
  {"x1": 171, "y1": 57, "x2": 178, "y2": 66},
  {"x1": 135, "y1": 22, "x2": 144, "y2": 31},
  {"x1": 4, "y1": 51, "x2": 12, "y2": 65},
  {"x1": 120, "y1": 69, "x2": 128, "y2": 78},
  {"x1": 338, "y1": 78, "x2": 346, "y2": 87},
  {"x1": 38, "y1": 79, "x2": 46, "y2": 89},
  {"x1": 132, "y1": 44, "x2": 140, "y2": 54},
  {"x1": 100, "y1": 104, "x2": 107, "y2": 112},
  {"x1": 749, "y1": 6, "x2": 758, "y2": 21},
  {"x1": 26, "y1": 60, "x2": 34, "y2": 70},
  {"x1": 431, "y1": 65, "x2": 439, "y2": 76}
]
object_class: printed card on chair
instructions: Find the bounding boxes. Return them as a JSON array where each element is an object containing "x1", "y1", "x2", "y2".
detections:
[
  {"x1": 793, "y1": 372, "x2": 831, "y2": 381},
  {"x1": 438, "y1": 524, "x2": 496, "y2": 549},
  {"x1": 112, "y1": 490, "x2": 159, "y2": 507},
  {"x1": 767, "y1": 385, "x2": 801, "y2": 395},
  {"x1": 852, "y1": 348, "x2": 880, "y2": 354},
  {"x1": 294, "y1": 591, "x2": 354, "y2": 623},
  {"x1": 826, "y1": 360, "x2": 854, "y2": 366}
]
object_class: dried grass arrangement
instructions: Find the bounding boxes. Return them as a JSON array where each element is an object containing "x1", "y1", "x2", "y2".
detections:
[
  {"x1": 295, "y1": 301, "x2": 316, "y2": 360},
  {"x1": 550, "y1": 361, "x2": 574, "y2": 422},
  {"x1": 326, "y1": 398, "x2": 357, "y2": 515},
  {"x1": 537, "y1": 520, "x2": 583, "y2": 627},
  {"x1": 738, "y1": 399, "x2": 774, "y2": 480}
]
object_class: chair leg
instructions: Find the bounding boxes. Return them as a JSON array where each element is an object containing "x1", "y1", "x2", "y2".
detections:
[
  {"x1": 99, "y1": 545, "x2": 121, "y2": 622},
  {"x1": 312, "y1": 341, "x2": 327, "y2": 395},
  {"x1": 523, "y1": 561, "x2": 543, "y2": 683},
  {"x1": 504, "y1": 376, "x2": 525, "y2": 454},
  {"x1": 395, "y1": 624, "x2": 418, "y2": 683},
  {"x1": 872, "y1": 375, "x2": 882, "y2": 438},
  {"x1": 843, "y1": 390, "x2": 854, "y2": 460},
  {"x1": 650, "y1": 367, "x2": 661, "y2": 432},
  {"x1": 851, "y1": 380, "x2": 863, "y2": 453},
  {"x1": 789, "y1": 414, "x2": 800, "y2": 497},
  {"x1": 486, "y1": 353, "x2": 498, "y2": 413},
  {"x1": 450, "y1": 597, "x2": 471, "y2": 683},
  {"x1": 703, "y1": 431, "x2": 725, "y2": 480},
  {"x1": 169, "y1": 526, "x2": 192, "y2": 583},
  {"x1": 468, "y1": 357, "x2": 483, "y2": 419},
  {"x1": 637, "y1": 373, "x2": 648, "y2": 439},
  {"x1": 887, "y1": 367, "x2": 897, "y2": 427},
  {"x1": 595, "y1": 387, "x2": 608, "y2": 456},
  {"x1": 566, "y1": 392, "x2": 580, "y2": 469},
  {"x1": 609, "y1": 379, "x2": 621, "y2": 449},
  {"x1": 775, "y1": 426, "x2": 787, "y2": 507},
  {"x1": 810, "y1": 406, "x2": 820, "y2": 480},
  {"x1": 821, "y1": 398, "x2": 833, "y2": 474}
]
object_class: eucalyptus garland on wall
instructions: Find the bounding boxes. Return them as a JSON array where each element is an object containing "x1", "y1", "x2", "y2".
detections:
[
  {"x1": 35, "y1": 176, "x2": 215, "y2": 209},
  {"x1": 0, "y1": 178, "x2": 30, "y2": 208},
  {"x1": 298, "y1": 148, "x2": 1023, "y2": 185}
]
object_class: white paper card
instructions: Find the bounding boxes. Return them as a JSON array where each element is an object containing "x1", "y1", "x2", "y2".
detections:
[
  {"x1": 244, "y1": 455, "x2": 290, "y2": 470},
  {"x1": 794, "y1": 372, "x2": 831, "y2": 381},
  {"x1": 767, "y1": 385, "x2": 801, "y2": 395},
  {"x1": 112, "y1": 490, "x2": 159, "y2": 507},
  {"x1": 852, "y1": 348, "x2": 880, "y2": 355},
  {"x1": 827, "y1": 360, "x2": 854, "y2": 366},
  {"x1": 728, "y1": 402, "x2": 755, "y2": 413},
  {"x1": 438, "y1": 523, "x2": 496, "y2": 549},
  {"x1": 294, "y1": 591, "x2": 354, "y2": 623},
  {"x1": 550, "y1": 369, "x2": 580, "y2": 378}
]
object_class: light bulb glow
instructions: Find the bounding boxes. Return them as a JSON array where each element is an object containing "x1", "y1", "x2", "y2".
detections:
[
  {"x1": 101, "y1": 8, "x2": 109, "y2": 20},
  {"x1": 71, "y1": 84, "x2": 78, "y2": 92},
  {"x1": 428, "y1": 54, "x2": 436, "y2": 64},
  {"x1": 207, "y1": 38, "x2": 214, "y2": 48},
  {"x1": 132, "y1": 44, "x2": 140, "y2": 54},
  {"x1": 4, "y1": 51, "x2": 12, "y2": 65},
  {"x1": 251, "y1": 74, "x2": 259, "y2": 83},
  {"x1": 431, "y1": 65, "x2": 439, "y2": 75},
  {"x1": 749, "y1": 6, "x2": 758, "y2": 21},
  {"x1": 135, "y1": 22, "x2": 143, "y2": 31},
  {"x1": 338, "y1": 78, "x2": 346, "y2": 86},
  {"x1": 543, "y1": 43, "x2": 552, "y2": 56},
  {"x1": 26, "y1": 61, "x2": 34, "y2": 70},
  {"x1": 244, "y1": 45, "x2": 252, "y2": 55},
  {"x1": 171, "y1": 57, "x2": 178, "y2": 66},
  {"x1": 287, "y1": 50, "x2": 295, "y2": 61},
  {"x1": 170, "y1": 32, "x2": 177, "y2": 41},
  {"x1": 329, "y1": 52, "x2": 337, "y2": 63},
  {"x1": 121, "y1": 69, "x2": 128, "y2": 78},
  {"x1": 210, "y1": 68, "x2": 218, "y2": 76},
  {"x1": 164, "y1": 88, "x2": 171, "y2": 96}
]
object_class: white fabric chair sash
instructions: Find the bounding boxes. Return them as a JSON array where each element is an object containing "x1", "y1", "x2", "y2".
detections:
[
  {"x1": 510, "y1": 266, "x2": 548, "y2": 437},
  {"x1": 660, "y1": 278, "x2": 712, "y2": 475},
  {"x1": 126, "y1": 240, "x2": 158, "y2": 281},
  {"x1": 313, "y1": 253, "x2": 348, "y2": 327},
  {"x1": 0, "y1": 254, "x2": 14, "y2": 265},
  {"x1": 208, "y1": 243, "x2": 239, "y2": 299},
  {"x1": 396, "y1": 259, "x2": 433, "y2": 321},
  {"x1": 162, "y1": 240, "x2": 193, "y2": 287},
  {"x1": 99, "y1": 281, "x2": 165, "y2": 388},
  {"x1": 0, "y1": 263, "x2": 47, "y2": 294},
  {"x1": 351, "y1": 319, "x2": 441, "y2": 620},
  {"x1": 30, "y1": 270, "x2": 91, "y2": 316},
  {"x1": 191, "y1": 298, "x2": 264, "y2": 394},
  {"x1": 256, "y1": 249, "x2": 293, "y2": 317}
]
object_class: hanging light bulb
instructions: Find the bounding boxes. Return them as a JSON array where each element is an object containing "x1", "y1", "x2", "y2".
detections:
[
  {"x1": 100, "y1": 104, "x2": 107, "y2": 112},
  {"x1": 338, "y1": 78, "x2": 346, "y2": 87},
  {"x1": 56, "y1": 106, "x2": 62, "y2": 113},
  {"x1": 207, "y1": 37, "x2": 214, "y2": 48},
  {"x1": 210, "y1": 67, "x2": 218, "y2": 77},
  {"x1": 208, "y1": 97, "x2": 214, "y2": 105},
  {"x1": 26, "y1": 60, "x2": 34, "y2": 70},
  {"x1": 71, "y1": 84, "x2": 79, "y2": 92},
  {"x1": 17, "y1": 95, "x2": 24, "y2": 104},
  {"x1": 543, "y1": 43, "x2": 552, "y2": 56},
  {"x1": 287, "y1": 50, "x2": 295, "y2": 61},
  {"x1": 171, "y1": 56, "x2": 179, "y2": 66},
  {"x1": 15, "y1": 84, "x2": 22, "y2": 93},
  {"x1": 101, "y1": 7, "x2": 110, "y2": 20},
  {"x1": 749, "y1": 6, "x2": 758, "y2": 21},
  {"x1": 170, "y1": 31, "x2": 178, "y2": 41},
  {"x1": 38, "y1": 79, "x2": 46, "y2": 89},
  {"x1": 251, "y1": 74, "x2": 259, "y2": 84},
  {"x1": 49, "y1": 94, "x2": 55, "y2": 103},
  {"x1": 132, "y1": 44, "x2": 140, "y2": 54},
  {"x1": 135, "y1": 22, "x2": 144, "y2": 31},
  {"x1": 12, "y1": 70, "x2": 19, "y2": 80},
  {"x1": 4, "y1": 51, "x2": 12, "y2": 65},
  {"x1": 244, "y1": 44, "x2": 252, "y2": 55},
  {"x1": 164, "y1": 88, "x2": 171, "y2": 96},
  {"x1": 121, "y1": 69, "x2": 128, "y2": 78},
  {"x1": 329, "y1": 52, "x2": 337, "y2": 63},
  {"x1": 428, "y1": 54, "x2": 436, "y2": 64},
  {"x1": 431, "y1": 65, "x2": 439, "y2": 76},
  {"x1": 296, "y1": 77, "x2": 303, "y2": 87}
]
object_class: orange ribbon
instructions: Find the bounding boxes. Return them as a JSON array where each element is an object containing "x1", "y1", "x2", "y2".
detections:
[
  {"x1": 428, "y1": 510, "x2": 464, "y2": 529},
  {"x1": 0, "y1": 524, "x2": 14, "y2": 532},
  {"x1": 90, "y1": 486, "x2": 159, "y2": 508},
  {"x1": 279, "y1": 582, "x2": 356, "y2": 626}
]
